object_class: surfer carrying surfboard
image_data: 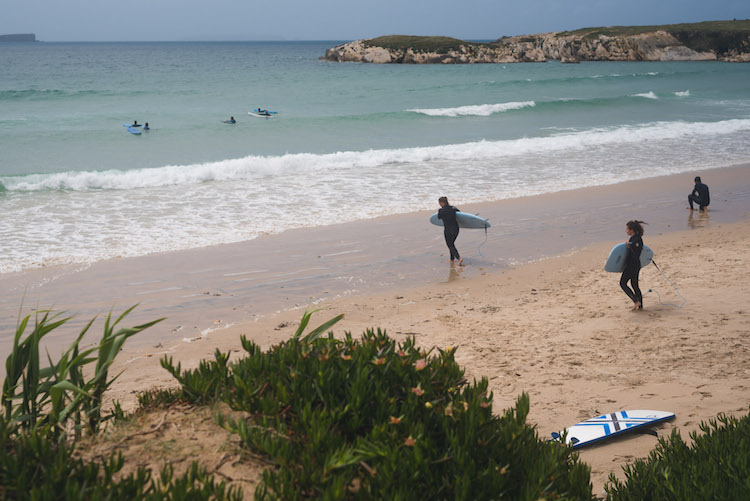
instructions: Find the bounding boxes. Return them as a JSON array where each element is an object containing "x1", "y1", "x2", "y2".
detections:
[
  {"x1": 437, "y1": 197, "x2": 463, "y2": 266},
  {"x1": 621, "y1": 220, "x2": 647, "y2": 310}
]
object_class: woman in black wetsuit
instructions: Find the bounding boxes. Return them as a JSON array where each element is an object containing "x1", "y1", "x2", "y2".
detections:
[
  {"x1": 621, "y1": 220, "x2": 647, "y2": 310},
  {"x1": 437, "y1": 196, "x2": 463, "y2": 266}
]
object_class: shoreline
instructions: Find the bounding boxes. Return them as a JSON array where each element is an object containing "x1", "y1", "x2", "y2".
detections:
[{"x1": 2, "y1": 163, "x2": 749, "y2": 363}]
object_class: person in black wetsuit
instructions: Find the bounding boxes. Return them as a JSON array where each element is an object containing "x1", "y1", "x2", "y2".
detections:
[
  {"x1": 688, "y1": 176, "x2": 710, "y2": 211},
  {"x1": 620, "y1": 220, "x2": 647, "y2": 311},
  {"x1": 438, "y1": 196, "x2": 463, "y2": 266}
]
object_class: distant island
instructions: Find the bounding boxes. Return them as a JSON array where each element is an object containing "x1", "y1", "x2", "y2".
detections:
[
  {"x1": 324, "y1": 20, "x2": 750, "y2": 63},
  {"x1": 0, "y1": 34, "x2": 36, "y2": 42}
]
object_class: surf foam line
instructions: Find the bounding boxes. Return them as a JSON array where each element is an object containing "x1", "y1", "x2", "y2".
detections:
[
  {"x1": 408, "y1": 101, "x2": 535, "y2": 116},
  {"x1": 3, "y1": 117, "x2": 750, "y2": 193}
]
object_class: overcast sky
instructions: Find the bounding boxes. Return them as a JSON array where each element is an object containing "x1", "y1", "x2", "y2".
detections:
[{"x1": 2, "y1": 0, "x2": 749, "y2": 42}]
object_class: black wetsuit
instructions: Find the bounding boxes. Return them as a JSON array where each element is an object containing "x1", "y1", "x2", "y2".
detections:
[
  {"x1": 688, "y1": 182, "x2": 710, "y2": 210},
  {"x1": 438, "y1": 205, "x2": 461, "y2": 261},
  {"x1": 620, "y1": 234, "x2": 643, "y2": 306}
]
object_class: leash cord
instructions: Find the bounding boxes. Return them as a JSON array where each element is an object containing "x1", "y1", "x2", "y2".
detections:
[{"x1": 643, "y1": 260, "x2": 687, "y2": 309}]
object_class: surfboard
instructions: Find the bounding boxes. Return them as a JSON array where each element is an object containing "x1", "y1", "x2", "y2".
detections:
[
  {"x1": 604, "y1": 243, "x2": 654, "y2": 272},
  {"x1": 123, "y1": 124, "x2": 142, "y2": 127},
  {"x1": 430, "y1": 212, "x2": 491, "y2": 229},
  {"x1": 222, "y1": 120, "x2": 236, "y2": 124},
  {"x1": 248, "y1": 112, "x2": 273, "y2": 118},
  {"x1": 127, "y1": 127, "x2": 142, "y2": 135},
  {"x1": 551, "y1": 410, "x2": 675, "y2": 448}
]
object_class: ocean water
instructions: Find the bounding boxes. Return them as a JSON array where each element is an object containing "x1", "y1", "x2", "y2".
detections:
[{"x1": 1, "y1": 41, "x2": 749, "y2": 274}]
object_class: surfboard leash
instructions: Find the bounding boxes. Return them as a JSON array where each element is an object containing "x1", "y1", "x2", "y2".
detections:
[
  {"x1": 476, "y1": 224, "x2": 489, "y2": 257},
  {"x1": 644, "y1": 260, "x2": 687, "y2": 309}
]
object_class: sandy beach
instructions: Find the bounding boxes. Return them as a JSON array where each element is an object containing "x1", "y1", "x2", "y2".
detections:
[{"x1": 4, "y1": 164, "x2": 750, "y2": 494}]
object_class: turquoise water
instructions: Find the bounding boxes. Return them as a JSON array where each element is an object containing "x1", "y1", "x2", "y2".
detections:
[{"x1": 1, "y1": 41, "x2": 749, "y2": 273}]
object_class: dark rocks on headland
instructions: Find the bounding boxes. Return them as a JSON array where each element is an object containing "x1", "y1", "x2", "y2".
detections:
[
  {"x1": 0, "y1": 34, "x2": 37, "y2": 42},
  {"x1": 323, "y1": 21, "x2": 750, "y2": 63}
]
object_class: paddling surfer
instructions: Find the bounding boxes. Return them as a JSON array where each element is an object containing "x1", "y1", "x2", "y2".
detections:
[
  {"x1": 621, "y1": 220, "x2": 646, "y2": 310},
  {"x1": 438, "y1": 197, "x2": 463, "y2": 266}
]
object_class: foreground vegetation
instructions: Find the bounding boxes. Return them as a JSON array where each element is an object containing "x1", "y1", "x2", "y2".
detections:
[
  {"x1": 606, "y1": 413, "x2": 750, "y2": 500},
  {"x1": 2, "y1": 307, "x2": 750, "y2": 499},
  {"x1": 0, "y1": 309, "x2": 241, "y2": 500},
  {"x1": 156, "y1": 310, "x2": 592, "y2": 499}
]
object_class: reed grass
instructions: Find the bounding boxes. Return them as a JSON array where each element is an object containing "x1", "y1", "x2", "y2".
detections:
[{"x1": 2, "y1": 305, "x2": 162, "y2": 439}]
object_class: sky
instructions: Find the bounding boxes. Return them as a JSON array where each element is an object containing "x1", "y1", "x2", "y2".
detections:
[{"x1": 1, "y1": 0, "x2": 749, "y2": 42}]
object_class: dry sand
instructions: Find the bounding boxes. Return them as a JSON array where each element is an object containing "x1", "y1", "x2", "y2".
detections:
[{"x1": 4, "y1": 164, "x2": 750, "y2": 495}]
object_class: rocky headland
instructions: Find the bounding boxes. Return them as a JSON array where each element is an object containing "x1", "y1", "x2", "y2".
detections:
[{"x1": 324, "y1": 20, "x2": 750, "y2": 63}]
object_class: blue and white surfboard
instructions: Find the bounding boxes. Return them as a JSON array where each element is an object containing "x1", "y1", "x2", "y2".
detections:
[
  {"x1": 604, "y1": 243, "x2": 654, "y2": 272},
  {"x1": 429, "y1": 212, "x2": 491, "y2": 229},
  {"x1": 551, "y1": 410, "x2": 675, "y2": 448}
]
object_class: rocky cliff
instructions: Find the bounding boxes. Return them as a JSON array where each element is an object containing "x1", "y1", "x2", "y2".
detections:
[{"x1": 324, "y1": 22, "x2": 750, "y2": 64}]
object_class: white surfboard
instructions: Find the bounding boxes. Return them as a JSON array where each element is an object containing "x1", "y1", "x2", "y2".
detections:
[
  {"x1": 604, "y1": 243, "x2": 654, "y2": 272},
  {"x1": 429, "y1": 212, "x2": 491, "y2": 229},
  {"x1": 551, "y1": 410, "x2": 674, "y2": 448}
]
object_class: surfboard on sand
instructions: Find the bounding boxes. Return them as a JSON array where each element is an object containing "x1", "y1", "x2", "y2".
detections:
[
  {"x1": 604, "y1": 243, "x2": 654, "y2": 272},
  {"x1": 551, "y1": 410, "x2": 675, "y2": 448},
  {"x1": 429, "y1": 212, "x2": 491, "y2": 229}
]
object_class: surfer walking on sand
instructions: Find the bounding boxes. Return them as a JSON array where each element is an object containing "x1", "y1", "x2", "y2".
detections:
[
  {"x1": 438, "y1": 196, "x2": 463, "y2": 266},
  {"x1": 621, "y1": 220, "x2": 647, "y2": 311}
]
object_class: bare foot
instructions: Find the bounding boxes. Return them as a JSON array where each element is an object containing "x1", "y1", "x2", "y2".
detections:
[
  {"x1": 632, "y1": 301, "x2": 641, "y2": 311},
  {"x1": 458, "y1": 258, "x2": 464, "y2": 266}
]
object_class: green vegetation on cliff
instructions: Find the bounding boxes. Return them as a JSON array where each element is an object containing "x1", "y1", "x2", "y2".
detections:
[
  {"x1": 557, "y1": 20, "x2": 750, "y2": 57},
  {"x1": 363, "y1": 35, "x2": 480, "y2": 52},
  {"x1": 359, "y1": 20, "x2": 750, "y2": 58},
  {"x1": 557, "y1": 19, "x2": 750, "y2": 38}
]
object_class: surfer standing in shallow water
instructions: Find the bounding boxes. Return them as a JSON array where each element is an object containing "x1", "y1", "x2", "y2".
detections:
[
  {"x1": 438, "y1": 197, "x2": 463, "y2": 266},
  {"x1": 621, "y1": 220, "x2": 647, "y2": 311}
]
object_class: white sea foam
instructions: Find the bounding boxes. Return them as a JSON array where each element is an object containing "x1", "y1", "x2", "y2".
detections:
[
  {"x1": 2, "y1": 118, "x2": 750, "y2": 195},
  {"x1": 675, "y1": 90, "x2": 690, "y2": 97},
  {"x1": 407, "y1": 101, "x2": 535, "y2": 117},
  {"x1": 2, "y1": 118, "x2": 749, "y2": 274},
  {"x1": 633, "y1": 91, "x2": 659, "y2": 99}
]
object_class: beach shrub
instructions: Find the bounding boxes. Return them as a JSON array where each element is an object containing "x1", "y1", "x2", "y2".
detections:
[
  {"x1": 605, "y1": 412, "x2": 750, "y2": 500},
  {"x1": 0, "y1": 416, "x2": 241, "y2": 500},
  {"x1": 2, "y1": 306, "x2": 162, "y2": 439},
  {"x1": 0, "y1": 307, "x2": 242, "y2": 500},
  {"x1": 162, "y1": 310, "x2": 593, "y2": 500}
]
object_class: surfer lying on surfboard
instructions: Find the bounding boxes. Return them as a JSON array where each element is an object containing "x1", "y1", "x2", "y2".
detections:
[
  {"x1": 621, "y1": 220, "x2": 647, "y2": 311},
  {"x1": 438, "y1": 197, "x2": 463, "y2": 266}
]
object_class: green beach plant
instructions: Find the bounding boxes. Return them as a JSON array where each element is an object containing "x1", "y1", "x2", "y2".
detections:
[
  {"x1": 160, "y1": 309, "x2": 593, "y2": 499},
  {"x1": 605, "y1": 412, "x2": 750, "y2": 500},
  {"x1": 2, "y1": 306, "x2": 162, "y2": 439},
  {"x1": 0, "y1": 415, "x2": 242, "y2": 500}
]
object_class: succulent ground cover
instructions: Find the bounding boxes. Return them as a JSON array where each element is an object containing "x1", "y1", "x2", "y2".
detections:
[{"x1": 3, "y1": 307, "x2": 749, "y2": 499}]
